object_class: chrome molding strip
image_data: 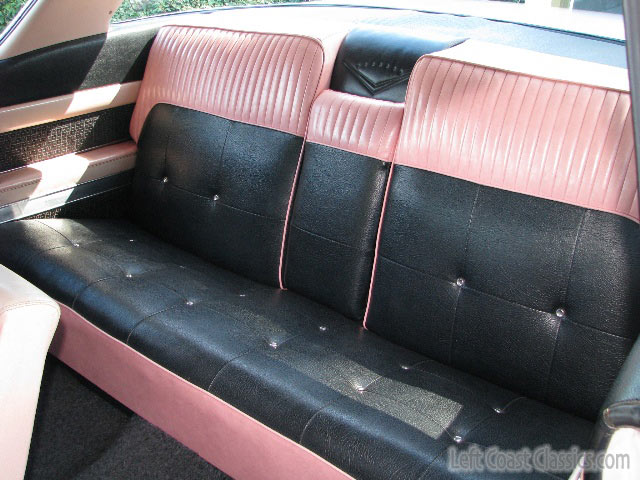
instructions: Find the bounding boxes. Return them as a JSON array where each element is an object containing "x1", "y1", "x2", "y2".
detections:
[{"x1": 0, "y1": 171, "x2": 133, "y2": 224}]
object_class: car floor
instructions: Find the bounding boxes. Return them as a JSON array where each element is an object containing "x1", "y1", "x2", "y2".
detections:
[{"x1": 26, "y1": 356, "x2": 230, "y2": 480}]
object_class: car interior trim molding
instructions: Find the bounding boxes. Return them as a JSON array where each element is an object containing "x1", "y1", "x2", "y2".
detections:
[
  {"x1": 0, "y1": 171, "x2": 133, "y2": 225},
  {"x1": 0, "y1": 141, "x2": 136, "y2": 209},
  {"x1": 0, "y1": 82, "x2": 140, "y2": 134}
]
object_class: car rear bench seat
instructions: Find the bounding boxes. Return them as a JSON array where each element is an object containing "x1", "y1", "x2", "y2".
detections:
[{"x1": 1, "y1": 26, "x2": 639, "y2": 480}]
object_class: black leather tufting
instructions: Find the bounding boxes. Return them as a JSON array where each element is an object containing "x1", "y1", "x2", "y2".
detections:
[
  {"x1": 330, "y1": 27, "x2": 466, "y2": 102},
  {"x1": 367, "y1": 166, "x2": 640, "y2": 421},
  {"x1": 0, "y1": 217, "x2": 593, "y2": 480},
  {"x1": 133, "y1": 103, "x2": 303, "y2": 286}
]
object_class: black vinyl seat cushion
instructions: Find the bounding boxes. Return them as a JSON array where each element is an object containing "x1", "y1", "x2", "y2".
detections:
[{"x1": 0, "y1": 218, "x2": 594, "y2": 479}]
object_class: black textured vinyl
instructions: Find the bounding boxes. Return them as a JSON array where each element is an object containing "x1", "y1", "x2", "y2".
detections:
[
  {"x1": 0, "y1": 217, "x2": 593, "y2": 480},
  {"x1": 330, "y1": 27, "x2": 465, "y2": 102},
  {"x1": 132, "y1": 103, "x2": 303, "y2": 287},
  {"x1": 284, "y1": 142, "x2": 389, "y2": 320},
  {"x1": 367, "y1": 165, "x2": 640, "y2": 421},
  {"x1": 0, "y1": 105, "x2": 134, "y2": 172}
]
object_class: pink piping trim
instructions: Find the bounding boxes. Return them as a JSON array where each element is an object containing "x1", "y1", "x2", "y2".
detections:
[
  {"x1": 278, "y1": 125, "x2": 309, "y2": 290},
  {"x1": 362, "y1": 161, "x2": 395, "y2": 329}
]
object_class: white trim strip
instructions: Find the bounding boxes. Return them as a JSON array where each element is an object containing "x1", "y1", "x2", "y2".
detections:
[
  {"x1": 0, "y1": 81, "x2": 141, "y2": 134},
  {"x1": 0, "y1": 142, "x2": 136, "y2": 209}
]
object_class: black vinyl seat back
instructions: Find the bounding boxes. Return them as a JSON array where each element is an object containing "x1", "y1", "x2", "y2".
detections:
[
  {"x1": 282, "y1": 90, "x2": 404, "y2": 320},
  {"x1": 132, "y1": 104, "x2": 303, "y2": 286}
]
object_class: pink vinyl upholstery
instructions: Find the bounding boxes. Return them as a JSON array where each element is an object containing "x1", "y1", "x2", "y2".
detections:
[
  {"x1": 130, "y1": 26, "x2": 328, "y2": 140},
  {"x1": 395, "y1": 55, "x2": 639, "y2": 223},
  {"x1": 307, "y1": 90, "x2": 404, "y2": 162}
]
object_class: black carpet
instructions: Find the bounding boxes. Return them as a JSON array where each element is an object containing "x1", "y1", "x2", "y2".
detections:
[
  {"x1": 26, "y1": 357, "x2": 231, "y2": 480},
  {"x1": 72, "y1": 416, "x2": 230, "y2": 480}
]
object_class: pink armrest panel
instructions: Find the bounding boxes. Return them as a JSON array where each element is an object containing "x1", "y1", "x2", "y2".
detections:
[{"x1": 0, "y1": 266, "x2": 60, "y2": 480}]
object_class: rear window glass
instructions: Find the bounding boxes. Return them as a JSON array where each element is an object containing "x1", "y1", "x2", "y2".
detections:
[
  {"x1": 0, "y1": 0, "x2": 29, "y2": 34},
  {"x1": 112, "y1": 0, "x2": 292, "y2": 23}
]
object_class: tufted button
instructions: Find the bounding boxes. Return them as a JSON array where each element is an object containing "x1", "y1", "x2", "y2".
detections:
[
  {"x1": 355, "y1": 385, "x2": 366, "y2": 392},
  {"x1": 456, "y1": 277, "x2": 465, "y2": 287},
  {"x1": 213, "y1": 194, "x2": 220, "y2": 201},
  {"x1": 268, "y1": 341, "x2": 278, "y2": 349},
  {"x1": 400, "y1": 365, "x2": 411, "y2": 371},
  {"x1": 72, "y1": 243, "x2": 80, "y2": 247},
  {"x1": 129, "y1": 239, "x2": 135, "y2": 242},
  {"x1": 185, "y1": 300, "x2": 194, "y2": 306},
  {"x1": 494, "y1": 407, "x2": 504, "y2": 414},
  {"x1": 162, "y1": 176, "x2": 169, "y2": 183},
  {"x1": 555, "y1": 308, "x2": 566, "y2": 318},
  {"x1": 453, "y1": 435, "x2": 463, "y2": 443},
  {"x1": 125, "y1": 274, "x2": 133, "y2": 279},
  {"x1": 319, "y1": 325, "x2": 327, "y2": 332}
]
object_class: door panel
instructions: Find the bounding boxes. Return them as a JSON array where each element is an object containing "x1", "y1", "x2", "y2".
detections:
[
  {"x1": 0, "y1": 22, "x2": 156, "y2": 108},
  {"x1": 0, "y1": 21, "x2": 156, "y2": 221}
]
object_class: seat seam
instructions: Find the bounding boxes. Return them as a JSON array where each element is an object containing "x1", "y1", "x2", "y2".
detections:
[
  {"x1": 133, "y1": 275, "x2": 189, "y2": 303},
  {"x1": 206, "y1": 332, "x2": 304, "y2": 392},
  {"x1": 17, "y1": 244, "x2": 71, "y2": 271},
  {"x1": 378, "y1": 253, "x2": 633, "y2": 340},
  {"x1": 76, "y1": 245, "x2": 127, "y2": 277},
  {"x1": 560, "y1": 315, "x2": 633, "y2": 340},
  {"x1": 163, "y1": 181, "x2": 213, "y2": 200},
  {"x1": 206, "y1": 347, "x2": 257, "y2": 392},
  {"x1": 448, "y1": 184, "x2": 481, "y2": 364},
  {"x1": 71, "y1": 275, "x2": 117, "y2": 310},
  {"x1": 217, "y1": 199, "x2": 283, "y2": 222},
  {"x1": 216, "y1": 118, "x2": 233, "y2": 197},
  {"x1": 409, "y1": 362, "x2": 519, "y2": 411},
  {"x1": 34, "y1": 219, "x2": 74, "y2": 245},
  {"x1": 291, "y1": 223, "x2": 374, "y2": 251},
  {"x1": 457, "y1": 396, "x2": 526, "y2": 445},
  {"x1": 379, "y1": 254, "x2": 553, "y2": 313},
  {"x1": 197, "y1": 301, "x2": 281, "y2": 334},
  {"x1": 543, "y1": 209, "x2": 588, "y2": 401},
  {"x1": 298, "y1": 393, "x2": 344, "y2": 444},
  {"x1": 161, "y1": 108, "x2": 175, "y2": 178},
  {"x1": 126, "y1": 302, "x2": 187, "y2": 345}
]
